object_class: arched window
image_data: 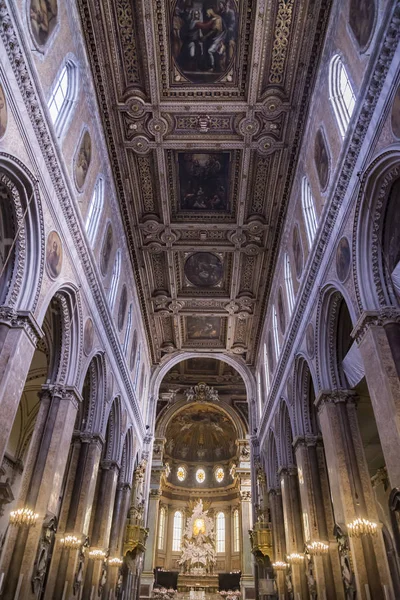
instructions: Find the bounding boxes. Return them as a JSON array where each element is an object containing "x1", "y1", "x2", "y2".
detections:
[
  {"x1": 172, "y1": 511, "x2": 183, "y2": 551},
  {"x1": 158, "y1": 507, "x2": 166, "y2": 550},
  {"x1": 123, "y1": 304, "x2": 133, "y2": 355},
  {"x1": 301, "y1": 177, "x2": 318, "y2": 248},
  {"x1": 216, "y1": 512, "x2": 225, "y2": 553},
  {"x1": 233, "y1": 509, "x2": 240, "y2": 553},
  {"x1": 272, "y1": 306, "x2": 280, "y2": 361},
  {"x1": 263, "y1": 343, "x2": 270, "y2": 394},
  {"x1": 329, "y1": 54, "x2": 356, "y2": 137},
  {"x1": 86, "y1": 177, "x2": 104, "y2": 244},
  {"x1": 109, "y1": 249, "x2": 121, "y2": 310},
  {"x1": 48, "y1": 59, "x2": 78, "y2": 136},
  {"x1": 284, "y1": 253, "x2": 295, "y2": 314}
]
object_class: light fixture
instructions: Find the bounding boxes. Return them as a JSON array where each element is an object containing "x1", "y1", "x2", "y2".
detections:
[
  {"x1": 108, "y1": 557, "x2": 123, "y2": 566},
  {"x1": 9, "y1": 508, "x2": 39, "y2": 527},
  {"x1": 287, "y1": 553, "x2": 304, "y2": 564},
  {"x1": 272, "y1": 561, "x2": 289, "y2": 571},
  {"x1": 60, "y1": 535, "x2": 82, "y2": 549},
  {"x1": 347, "y1": 518, "x2": 378, "y2": 537},
  {"x1": 305, "y1": 541, "x2": 329, "y2": 555},
  {"x1": 88, "y1": 548, "x2": 107, "y2": 560}
]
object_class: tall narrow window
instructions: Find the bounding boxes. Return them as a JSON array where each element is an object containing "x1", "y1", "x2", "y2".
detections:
[
  {"x1": 108, "y1": 250, "x2": 121, "y2": 310},
  {"x1": 48, "y1": 60, "x2": 78, "y2": 136},
  {"x1": 123, "y1": 304, "x2": 133, "y2": 355},
  {"x1": 216, "y1": 512, "x2": 225, "y2": 553},
  {"x1": 233, "y1": 509, "x2": 240, "y2": 553},
  {"x1": 329, "y1": 55, "x2": 356, "y2": 137},
  {"x1": 263, "y1": 343, "x2": 270, "y2": 394},
  {"x1": 284, "y1": 253, "x2": 295, "y2": 314},
  {"x1": 272, "y1": 306, "x2": 280, "y2": 361},
  {"x1": 257, "y1": 371, "x2": 263, "y2": 418},
  {"x1": 172, "y1": 511, "x2": 183, "y2": 551},
  {"x1": 158, "y1": 507, "x2": 166, "y2": 550},
  {"x1": 86, "y1": 177, "x2": 104, "y2": 245},
  {"x1": 301, "y1": 177, "x2": 318, "y2": 248}
]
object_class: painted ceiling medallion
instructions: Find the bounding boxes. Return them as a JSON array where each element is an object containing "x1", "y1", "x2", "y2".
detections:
[{"x1": 184, "y1": 252, "x2": 223, "y2": 287}]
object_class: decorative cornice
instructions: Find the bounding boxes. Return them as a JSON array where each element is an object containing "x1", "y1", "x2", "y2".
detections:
[
  {"x1": 351, "y1": 308, "x2": 400, "y2": 344},
  {"x1": 0, "y1": 307, "x2": 44, "y2": 345},
  {"x1": 0, "y1": 0, "x2": 145, "y2": 438}
]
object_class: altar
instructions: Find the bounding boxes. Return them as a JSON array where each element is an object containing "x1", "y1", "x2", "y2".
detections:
[{"x1": 177, "y1": 574, "x2": 219, "y2": 593}]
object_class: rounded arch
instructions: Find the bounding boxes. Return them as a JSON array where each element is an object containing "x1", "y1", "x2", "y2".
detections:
[
  {"x1": 316, "y1": 284, "x2": 358, "y2": 390},
  {"x1": 277, "y1": 400, "x2": 295, "y2": 468},
  {"x1": 0, "y1": 153, "x2": 44, "y2": 311},
  {"x1": 293, "y1": 354, "x2": 319, "y2": 438},
  {"x1": 354, "y1": 147, "x2": 400, "y2": 310},
  {"x1": 103, "y1": 396, "x2": 122, "y2": 463},
  {"x1": 77, "y1": 352, "x2": 107, "y2": 435}
]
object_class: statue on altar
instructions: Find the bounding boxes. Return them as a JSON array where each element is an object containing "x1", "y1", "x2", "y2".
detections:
[{"x1": 178, "y1": 499, "x2": 216, "y2": 575}]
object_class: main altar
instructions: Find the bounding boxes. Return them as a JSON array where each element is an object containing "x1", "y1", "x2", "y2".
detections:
[{"x1": 177, "y1": 500, "x2": 219, "y2": 593}]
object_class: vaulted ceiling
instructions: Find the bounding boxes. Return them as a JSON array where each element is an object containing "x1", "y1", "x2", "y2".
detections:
[{"x1": 78, "y1": 0, "x2": 331, "y2": 365}]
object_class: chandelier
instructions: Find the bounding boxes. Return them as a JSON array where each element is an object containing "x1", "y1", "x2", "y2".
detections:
[
  {"x1": 108, "y1": 557, "x2": 123, "y2": 566},
  {"x1": 9, "y1": 508, "x2": 39, "y2": 527},
  {"x1": 272, "y1": 561, "x2": 289, "y2": 571},
  {"x1": 287, "y1": 553, "x2": 304, "y2": 564},
  {"x1": 88, "y1": 548, "x2": 107, "y2": 560},
  {"x1": 347, "y1": 518, "x2": 378, "y2": 537},
  {"x1": 305, "y1": 541, "x2": 329, "y2": 555},
  {"x1": 60, "y1": 535, "x2": 82, "y2": 549}
]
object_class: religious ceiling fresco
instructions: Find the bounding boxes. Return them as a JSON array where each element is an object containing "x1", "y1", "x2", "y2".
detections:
[{"x1": 77, "y1": 0, "x2": 332, "y2": 364}]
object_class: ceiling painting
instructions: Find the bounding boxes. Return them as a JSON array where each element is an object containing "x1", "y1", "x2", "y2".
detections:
[
  {"x1": 184, "y1": 252, "x2": 224, "y2": 287},
  {"x1": 186, "y1": 316, "x2": 222, "y2": 340},
  {"x1": 177, "y1": 152, "x2": 231, "y2": 213}
]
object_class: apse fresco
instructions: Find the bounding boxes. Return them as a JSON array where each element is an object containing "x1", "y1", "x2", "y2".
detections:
[
  {"x1": 185, "y1": 252, "x2": 223, "y2": 287},
  {"x1": 171, "y1": 0, "x2": 238, "y2": 84},
  {"x1": 187, "y1": 316, "x2": 221, "y2": 339},
  {"x1": 178, "y1": 152, "x2": 230, "y2": 211}
]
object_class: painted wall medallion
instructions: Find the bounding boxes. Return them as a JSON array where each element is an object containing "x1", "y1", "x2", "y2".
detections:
[
  {"x1": 349, "y1": 0, "x2": 375, "y2": 50},
  {"x1": 74, "y1": 130, "x2": 92, "y2": 190},
  {"x1": 277, "y1": 287, "x2": 286, "y2": 333},
  {"x1": 267, "y1": 332, "x2": 274, "y2": 374},
  {"x1": 100, "y1": 224, "x2": 113, "y2": 277},
  {"x1": 30, "y1": 0, "x2": 58, "y2": 47},
  {"x1": 187, "y1": 316, "x2": 221, "y2": 339},
  {"x1": 83, "y1": 317, "x2": 94, "y2": 356},
  {"x1": 391, "y1": 85, "x2": 400, "y2": 139},
  {"x1": 130, "y1": 331, "x2": 138, "y2": 371},
  {"x1": 336, "y1": 236, "x2": 351, "y2": 282},
  {"x1": 185, "y1": 252, "x2": 223, "y2": 287},
  {"x1": 314, "y1": 128, "x2": 330, "y2": 190},
  {"x1": 171, "y1": 0, "x2": 238, "y2": 84},
  {"x1": 178, "y1": 152, "x2": 230, "y2": 211},
  {"x1": 292, "y1": 224, "x2": 304, "y2": 279},
  {"x1": 306, "y1": 322, "x2": 315, "y2": 358},
  {"x1": 118, "y1": 284, "x2": 128, "y2": 331},
  {"x1": 46, "y1": 230, "x2": 63, "y2": 279},
  {"x1": 0, "y1": 84, "x2": 7, "y2": 140}
]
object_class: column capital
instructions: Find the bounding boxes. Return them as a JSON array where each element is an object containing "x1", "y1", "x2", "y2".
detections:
[
  {"x1": 292, "y1": 435, "x2": 322, "y2": 452},
  {"x1": 268, "y1": 487, "x2": 282, "y2": 497},
  {"x1": 240, "y1": 490, "x2": 252, "y2": 502},
  {"x1": 75, "y1": 432, "x2": 104, "y2": 448},
  {"x1": 278, "y1": 465, "x2": 297, "y2": 477},
  {"x1": 315, "y1": 389, "x2": 357, "y2": 413},
  {"x1": 0, "y1": 306, "x2": 44, "y2": 345},
  {"x1": 149, "y1": 488, "x2": 162, "y2": 498},
  {"x1": 100, "y1": 459, "x2": 120, "y2": 472},
  {"x1": 40, "y1": 384, "x2": 83, "y2": 409},
  {"x1": 351, "y1": 308, "x2": 400, "y2": 343}
]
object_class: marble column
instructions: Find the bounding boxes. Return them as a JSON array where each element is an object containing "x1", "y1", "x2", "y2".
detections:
[
  {"x1": 353, "y1": 310, "x2": 400, "y2": 488},
  {"x1": 279, "y1": 467, "x2": 309, "y2": 600},
  {"x1": 0, "y1": 384, "x2": 80, "y2": 600},
  {"x1": 140, "y1": 487, "x2": 161, "y2": 600},
  {"x1": 293, "y1": 436, "x2": 344, "y2": 600},
  {"x1": 268, "y1": 488, "x2": 286, "y2": 600},
  {"x1": 81, "y1": 460, "x2": 119, "y2": 600},
  {"x1": 316, "y1": 390, "x2": 394, "y2": 599},
  {"x1": 237, "y1": 466, "x2": 255, "y2": 600},
  {"x1": 45, "y1": 433, "x2": 103, "y2": 600},
  {"x1": 0, "y1": 308, "x2": 43, "y2": 465}
]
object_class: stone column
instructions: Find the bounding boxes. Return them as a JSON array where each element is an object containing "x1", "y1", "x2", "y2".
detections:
[
  {"x1": 81, "y1": 460, "x2": 119, "y2": 600},
  {"x1": 293, "y1": 436, "x2": 344, "y2": 600},
  {"x1": 0, "y1": 308, "x2": 43, "y2": 465},
  {"x1": 140, "y1": 488, "x2": 161, "y2": 600},
  {"x1": 268, "y1": 488, "x2": 286, "y2": 600},
  {"x1": 45, "y1": 434, "x2": 103, "y2": 600},
  {"x1": 279, "y1": 467, "x2": 309, "y2": 600},
  {"x1": 316, "y1": 390, "x2": 394, "y2": 599},
  {"x1": 353, "y1": 310, "x2": 400, "y2": 488},
  {"x1": 0, "y1": 384, "x2": 80, "y2": 600}
]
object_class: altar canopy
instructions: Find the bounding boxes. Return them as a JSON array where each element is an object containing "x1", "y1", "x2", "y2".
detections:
[{"x1": 179, "y1": 500, "x2": 216, "y2": 574}]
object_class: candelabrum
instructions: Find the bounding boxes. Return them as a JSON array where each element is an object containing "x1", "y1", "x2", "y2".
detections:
[
  {"x1": 287, "y1": 553, "x2": 305, "y2": 564},
  {"x1": 305, "y1": 541, "x2": 329, "y2": 555},
  {"x1": 108, "y1": 557, "x2": 123, "y2": 566},
  {"x1": 60, "y1": 535, "x2": 82, "y2": 549},
  {"x1": 347, "y1": 518, "x2": 378, "y2": 537},
  {"x1": 88, "y1": 548, "x2": 107, "y2": 560},
  {"x1": 272, "y1": 560, "x2": 289, "y2": 571},
  {"x1": 9, "y1": 508, "x2": 39, "y2": 527}
]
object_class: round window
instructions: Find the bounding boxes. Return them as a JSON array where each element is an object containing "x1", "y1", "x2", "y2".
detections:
[
  {"x1": 177, "y1": 466, "x2": 187, "y2": 482},
  {"x1": 215, "y1": 467, "x2": 224, "y2": 483},
  {"x1": 196, "y1": 468, "x2": 206, "y2": 483}
]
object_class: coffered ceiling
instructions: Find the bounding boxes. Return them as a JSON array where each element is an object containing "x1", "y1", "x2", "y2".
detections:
[{"x1": 78, "y1": 0, "x2": 331, "y2": 365}]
